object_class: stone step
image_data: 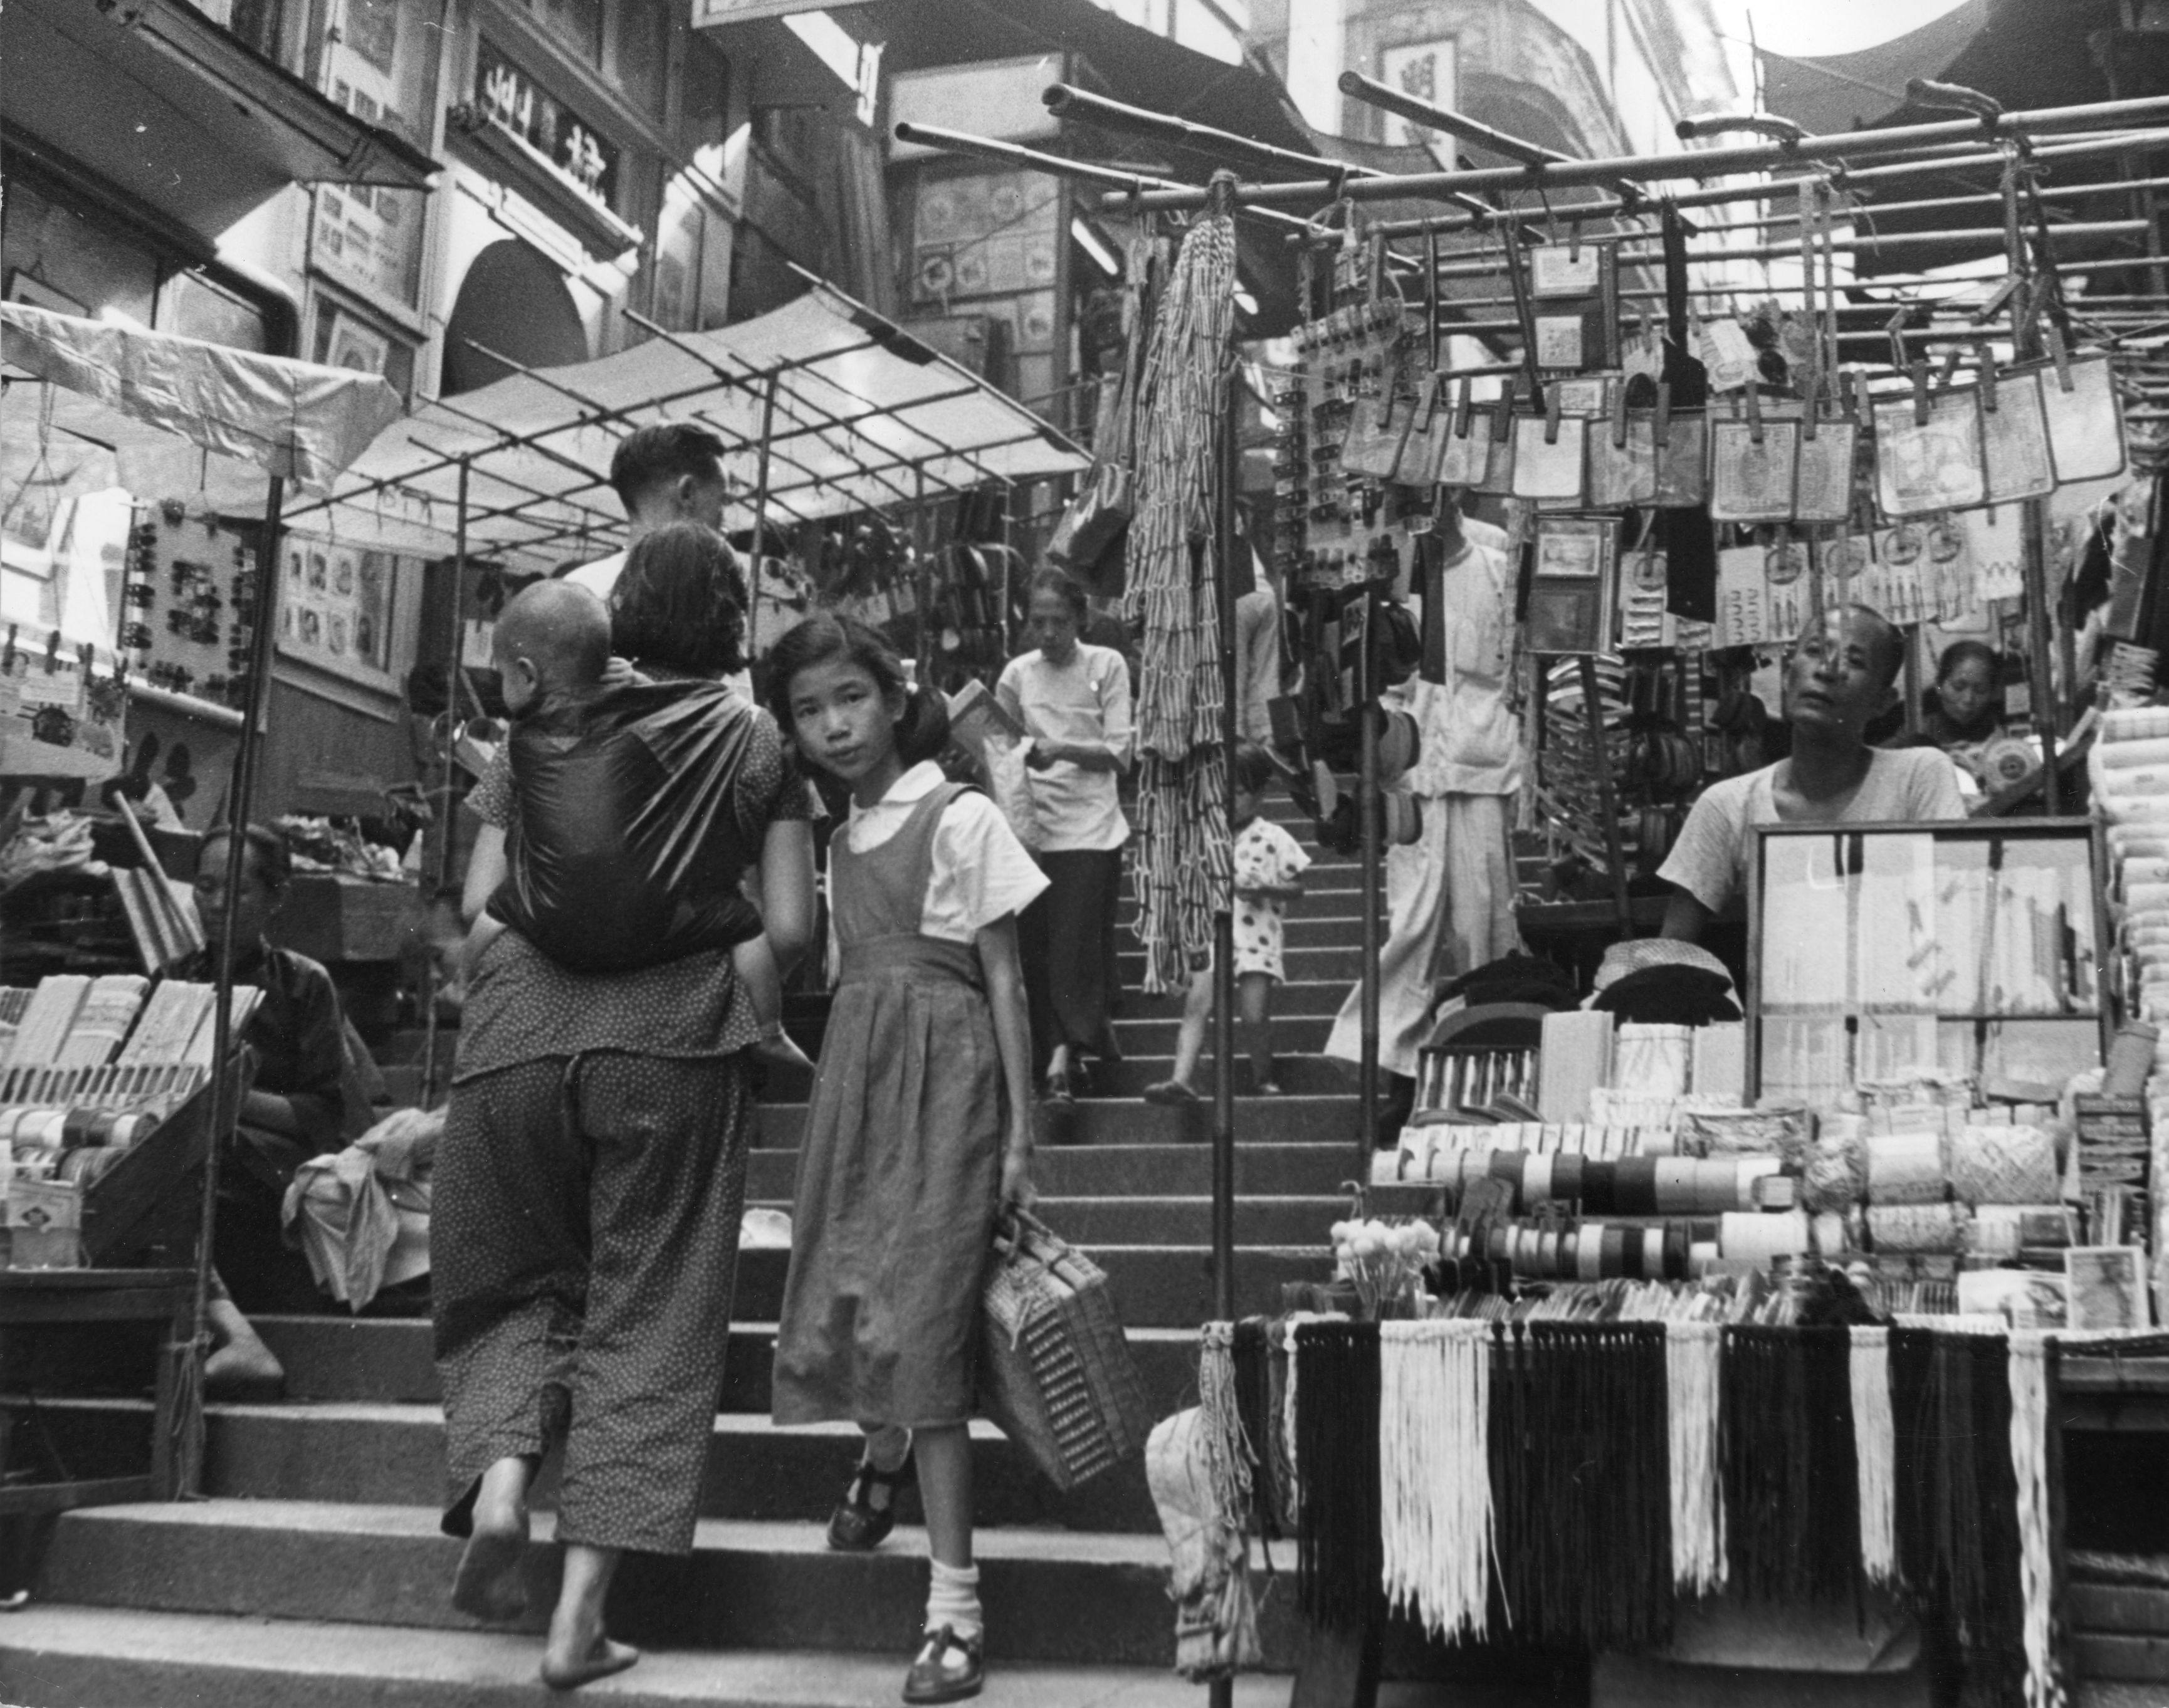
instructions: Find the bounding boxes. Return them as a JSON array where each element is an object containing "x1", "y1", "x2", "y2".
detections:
[
  {"x1": 33, "y1": 1401, "x2": 1170, "y2": 1535},
  {"x1": 246, "y1": 1318, "x2": 1212, "y2": 1418},
  {"x1": 31, "y1": 1502, "x2": 1303, "y2": 1669},
  {"x1": 1110, "y1": 1011, "x2": 1335, "y2": 1056},
  {"x1": 1119, "y1": 945, "x2": 1362, "y2": 983},
  {"x1": 0, "y1": 1607, "x2": 1300, "y2": 1708},
  {"x1": 1118, "y1": 979, "x2": 1349, "y2": 1019},
  {"x1": 748, "y1": 1094, "x2": 1360, "y2": 1164},
  {"x1": 1087, "y1": 1056, "x2": 1348, "y2": 1097}
]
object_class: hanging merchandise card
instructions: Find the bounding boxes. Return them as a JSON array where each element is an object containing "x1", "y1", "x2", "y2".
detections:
[
  {"x1": 1713, "y1": 543, "x2": 1775, "y2": 648},
  {"x1": 1473, "y1": 414, "x2": 1518, "y2": 496},
  {"x1": 1709, "y1": 417, "x2": 1799, "y2": 523},
  {"x1": 2040, "y1": 352, "x2": 2127, "y2": 484},
  {"x1": 1511, "y1": 415, "x2": 1587, "y2": 501},
  {"x1": 1962, "y1": 504, "x2": 2025, "y2": 601},
  {"x1": 1763, "y1": 536, "x2": 1810, "y2": 641},
  {"x1": 1531, "y1": 245, "x2": 1603, "y2": 298},
  {"x1": 1526, "y1": 242, "x2": 1616, "y2": 372},
  {"x1": 1874, "y1": 389, "x2": 1986, "y2": 516},
  {"x1": 1437, "y1": 413, "x2": 1484, "y2": 488},
  {"x1": 1536, "y1": 315, "x2": 1585, "y2": 369},
  {"x1": 1793, "y1": 421, "x2": 1859, "y2": 525},
  {"x1": 1619, "y1": 546, "x2": 1671, "y2": 649},
  {"x1": 1866, "y1": 523, "x2": 1931, "y2": 625},
  {"x1": 1525, "y1": 516, "x2": 1615, "y2": 654},
  {"x1": 1815, "y1": 533, "x2": 1872, "y2": 607},
  {"x1": 1344, "y1": 391, "x2": 1412, "y2": 481},
  {"x1": 1589, "y1": 416, "x2": 1658, "y2": 508},
  {"x1": 1412, "y1": 377, "x2": 1456, "y2": 486},
  {"x1": 1697, "y1": 318, "x2": 1759, "y2": 393},
  {"x1": 1980, "y1": 370, "x2": 2056, "y2": 504},
  {"x1": 1652, "y1": 414, "x2": 1707, "y2": 507},
  {"x1": 1921, "y1": 516, "x2": 1973, "y2": 624}
]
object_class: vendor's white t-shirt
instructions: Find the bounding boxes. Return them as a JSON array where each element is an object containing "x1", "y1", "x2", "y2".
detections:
[
  {"x1": 1658, "y1": 747, "x2": 1967, "y2": 914},
  {"x1": 836, "y1": 760, "x2": 1049, "y2": 943}
]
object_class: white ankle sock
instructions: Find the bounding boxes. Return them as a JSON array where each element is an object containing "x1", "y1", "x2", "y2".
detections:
[{"x1": 925, "y1": 1559, "x2": 982, "y2": 1642}]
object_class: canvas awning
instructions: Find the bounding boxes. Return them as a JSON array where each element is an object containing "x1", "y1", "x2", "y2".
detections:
[
  {"x1": 1, "y1": 302, "x2": 406, "y2": 499},
  {"x1": 290, "y1": 276, "x2": 1091, "y2": 574}
]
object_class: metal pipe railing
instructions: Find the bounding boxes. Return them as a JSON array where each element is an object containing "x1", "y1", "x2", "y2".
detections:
[{"x1": 1103, "y1": 93, "x2": 2169, "y2": 212}]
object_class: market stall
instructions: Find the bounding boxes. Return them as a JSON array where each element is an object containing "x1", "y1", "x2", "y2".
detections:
[
  {"x1": 1, "y1": 301, "x2": 401, "y2": 1501},
  {"x1": 897, "y1": 72, "x2": 2169, "y2": 1708}
]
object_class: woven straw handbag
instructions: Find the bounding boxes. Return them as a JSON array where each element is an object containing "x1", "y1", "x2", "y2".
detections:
[{"x1": 979, "y1": 1208, "x2": 1153, "y2": 1491}]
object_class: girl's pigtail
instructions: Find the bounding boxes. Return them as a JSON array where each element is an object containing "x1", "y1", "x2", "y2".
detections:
[{"x1": 897, "y1": 685, "x2": 953, "y2": 767}]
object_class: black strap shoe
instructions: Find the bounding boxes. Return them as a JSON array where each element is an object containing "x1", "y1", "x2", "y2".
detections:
[
  {"x1": 826, "y1": 1449, "x2": 914, "y2": 1552},
  {"x1": 903, "y1": 1624, "x2": 984, "y2": 1704}
]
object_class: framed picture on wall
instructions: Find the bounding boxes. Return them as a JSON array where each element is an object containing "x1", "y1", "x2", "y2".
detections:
[
  {"x1": 325, "y1": 312, "x2": 391, "y2": 376},
  {"x1": 6, "y1": 272, "x2": 87, "y2": 317}
]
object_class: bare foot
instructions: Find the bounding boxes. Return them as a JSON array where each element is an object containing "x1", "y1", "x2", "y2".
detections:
[
  {"x1": 751, "y1": 1029, "x2": 816, "y2": 1074},
  {"x1": 202, "y1": 1334, "x2": 285, "y2": 1402},
  {"x1": 541, "y1": 1635, "x2": 639, "y2": 1691},
  {"x1": 451, "y1": 1522, "x2": 529, "y2": 1623}
]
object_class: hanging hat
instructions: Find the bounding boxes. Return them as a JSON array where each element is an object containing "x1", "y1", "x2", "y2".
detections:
[{"x1": 1374, "y1": 705, "x2": 1421, "y2": 786}]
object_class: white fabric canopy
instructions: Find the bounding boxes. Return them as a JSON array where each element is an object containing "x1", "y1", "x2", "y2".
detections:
[
  {"x1": 1, "y1": 303, "x2": 404, "y2": 496},
  {"x1": 291, "y1": 278, "x2": 1089, "y2": 574}
]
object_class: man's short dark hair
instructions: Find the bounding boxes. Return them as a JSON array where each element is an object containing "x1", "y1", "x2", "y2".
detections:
[
  {"x1": 607, "y1": 424, "x2": 727, "y2": 514},
  {"x1": 1846, "y1": 602, "x2": 1907, "y2": 693}
]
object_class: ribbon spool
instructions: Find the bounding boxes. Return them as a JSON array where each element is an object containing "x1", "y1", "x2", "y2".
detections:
[
  {"x1": 1865, "y1": 1132, "x2": 1948, "y2": 1204},
  {"x1": 1866, "y1": 1202, "x2": 1969, "y2": 1254},
  {"x1": 1949, "y1": 1124, "x2": 2058, "y2": 1206},
  {"x1": 1718, "y1": 1210, "x2": 1812, "y2": 1264},
  {"x1": 1978, "y1": 735, "x2": 2038, "y2": 789}
]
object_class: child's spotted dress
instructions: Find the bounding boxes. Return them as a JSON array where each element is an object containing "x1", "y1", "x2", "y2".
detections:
[{"x1": 1229, "y1": 817, "x2": 1310, "y2": 983}]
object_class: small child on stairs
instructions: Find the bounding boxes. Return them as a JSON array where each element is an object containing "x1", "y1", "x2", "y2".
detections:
[{"x1": 1144, "y1": 740, "x2": 1310, "y2": 1104}]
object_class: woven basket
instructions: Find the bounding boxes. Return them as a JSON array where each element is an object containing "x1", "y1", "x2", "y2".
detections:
[{"x1": 979, "y1": 1210, "x2": 1152, "y2": 1491}]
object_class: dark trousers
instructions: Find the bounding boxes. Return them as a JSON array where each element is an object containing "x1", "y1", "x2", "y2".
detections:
[
  {"x1": 432, "y1": 1050, "x2": 751, "y2": 1556},
  {"x1": 1019, "y1": 847, "x2": 1125, "y2": 1067}
]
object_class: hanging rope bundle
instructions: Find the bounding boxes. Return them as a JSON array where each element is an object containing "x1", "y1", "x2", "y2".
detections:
[
  {"x1": 1379, "y1": 1319, "x2": 1494, "y2": 1642},
  {"x1": 1666, "y1": 1319, "x2": 1727, "y2": 1597},
  {"x1": 2007, "y1": 1331, "x2": 2061, "y2": 1708},
  {"x1": 1198, "y1": 1322, "x2": 1254, "y2": 1527},
  {"x1": 1295, "y1": 1319, "x2": 1381, "y2": 1631},
  {"x1": 1125, "y1": 172, "x2": 1241, "y2": 991},
  {"x1": 1720, "y1": 1326, "x2": 1862, "y2": 1608},
  {"x1": 1487, "y1": 1322, "x2": 1672, "y2": 1649},
  {"x1": 1849, "y1": 1325, "x2": 1899, "y2": 1586},
  {"x1": 1891, "y1": 1324, "x2": 2029, "y2": 1708}
]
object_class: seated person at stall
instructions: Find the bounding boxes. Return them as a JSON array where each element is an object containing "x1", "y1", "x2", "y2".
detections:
[
  {"x1": 1887, "y1": 638, "x2": 2005, "y2": 758},
  {"x1": 189, "y1": 822, "x2": 349, "y2": 1393},
  {"x1": 1659, "y1": 605, "x2": 1966, "y2": 944}
]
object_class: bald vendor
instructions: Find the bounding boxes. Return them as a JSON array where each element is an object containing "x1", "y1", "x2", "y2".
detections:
[{"x1": 1659, "y1": 604, "x2": 1965, "y2": 943}]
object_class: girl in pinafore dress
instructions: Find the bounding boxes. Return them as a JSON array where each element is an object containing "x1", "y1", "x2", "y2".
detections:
[{"x1": 767, "y1": 613, "x2": 1045, "y2": 1705}]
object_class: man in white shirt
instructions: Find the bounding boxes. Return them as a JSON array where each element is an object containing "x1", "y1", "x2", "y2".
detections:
[
  {"x1": 1660, "y1": 603, "x2": 1966, "y2": 941},
  {"x1": 565, "y1": 423, "x2": 755, "y2": 697},
  {"x1": 562, "y1": 423, "x2": 732, "y2": 602}
]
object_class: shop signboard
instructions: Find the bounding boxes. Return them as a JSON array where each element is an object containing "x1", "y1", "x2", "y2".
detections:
[
  {"x1": 473, "y1": 40, "x2": 622, "y2": 211},
  {"x1": 309, "y1": 1, "x2": 439, "y2": 311},
  {"x1": 1378, "y1": 39, "x2": 1458, "y2": 152}
]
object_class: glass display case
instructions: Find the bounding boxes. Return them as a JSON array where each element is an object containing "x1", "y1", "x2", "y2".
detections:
[{"x1": 1746, "y1": 818, "x2": 2114, "y2": 1103}]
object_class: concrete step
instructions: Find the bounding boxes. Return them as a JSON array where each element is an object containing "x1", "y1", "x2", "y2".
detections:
[
  {"x1": 0, "y1": 1606, "x2": 1304, "y2": 1708},
  {"x1": 247, "y1": 1318, "x2": 1212, "y2": 1418},
  {"x1": 748, "y1": 1095, "x2": 1360, "y2": 1165},
  {"x1": 0, "y1": 1606, "x2": 1299, "y2": 1708},
  {"x1": 1119, "y1": 978, "x2": 1350, "y2": 1019},
  {"x1": 32, "y1": 1401, "x2": 1171, "y2": 1536},
  {"x1": 1088, "y1": 1056, "x2": 1348, "y2": 1097},
  {"x1": 32, "y1": 1502, "x2": 1303, "y2": 1669},
  {"x1": 1110, "y1": 1011, "x2": 1334, "y2": 1056},
  {"x1": 1119, "y1": 945, "x2": 1362, "y2": 983}
]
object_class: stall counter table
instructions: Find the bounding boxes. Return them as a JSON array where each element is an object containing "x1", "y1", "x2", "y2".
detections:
[{"x1": 0, "y1": 1269, "x2": 196, "y2": 1514}]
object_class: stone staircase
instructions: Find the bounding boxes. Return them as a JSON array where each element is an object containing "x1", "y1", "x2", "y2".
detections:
[{"x1": 0, "y1": 797, "x2": 1370, "y2": 1707}]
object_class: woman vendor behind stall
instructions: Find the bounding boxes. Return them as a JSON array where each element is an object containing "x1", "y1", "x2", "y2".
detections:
[
  {"x1": 188, "y1": 822, "x2": 349, "y2": 1392},
  {"x1": 1888, "y1": 639, "x2": 2005, "y2": 753},
  {"x1": 998, "y1": 570, "x2": 1133, "y2": 1105}
]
